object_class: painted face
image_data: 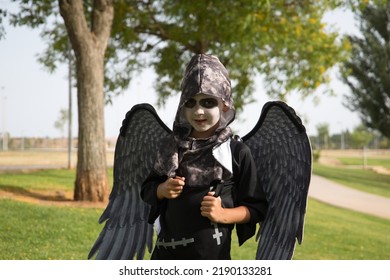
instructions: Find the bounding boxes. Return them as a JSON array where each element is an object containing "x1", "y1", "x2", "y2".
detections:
[{"x1": 183, "y1": 94, "x2": 224, "y2": 138}]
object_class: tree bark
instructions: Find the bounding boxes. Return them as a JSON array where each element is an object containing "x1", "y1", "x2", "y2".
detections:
[{"x1": 59, "y1": 0, "x2": 114, "y2": 202}]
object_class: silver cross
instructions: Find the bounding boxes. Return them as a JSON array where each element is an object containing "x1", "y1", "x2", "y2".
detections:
[{"x1": 211, "y1": 222, "x2": 223, "y2": 245}]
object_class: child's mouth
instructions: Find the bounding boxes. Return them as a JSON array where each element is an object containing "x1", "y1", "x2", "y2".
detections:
[{"x1": 194, "y1": 119, "x2": 207, "y2": 125}]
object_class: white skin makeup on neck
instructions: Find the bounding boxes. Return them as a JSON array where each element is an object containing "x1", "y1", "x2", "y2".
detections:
[{"x1": 183, "y1": 93, "x2": 227, "y2": 139}]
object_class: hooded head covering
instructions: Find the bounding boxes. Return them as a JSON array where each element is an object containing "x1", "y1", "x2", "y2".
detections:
[
  {"x1": 154, "y1": 54, "x2": 235, "y2": 186},
  {"x1": 173, "y1": 54, "x2": 235, "y2": 137}
]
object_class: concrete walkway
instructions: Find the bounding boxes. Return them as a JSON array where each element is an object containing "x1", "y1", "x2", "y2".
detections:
[{"x1": 309, "y1": 174, "x2": 390, "y2": 220}]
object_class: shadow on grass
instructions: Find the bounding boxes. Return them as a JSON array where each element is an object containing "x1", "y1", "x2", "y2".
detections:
[{"x1": 0, "y1": 185, "x2": 73, "y2": 202}]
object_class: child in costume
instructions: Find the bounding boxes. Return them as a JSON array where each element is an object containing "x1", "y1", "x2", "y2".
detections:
[
  {"x1": 141, "y1": 54, "x2": 267, "y2": 260},
  {"x1": 88, "y1": 53, "x2": 311, "y2": 261}
]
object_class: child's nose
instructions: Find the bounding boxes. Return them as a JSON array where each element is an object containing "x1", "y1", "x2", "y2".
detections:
[{"x1": 194, "y1": 104, "x2": 204, "y2": 115}]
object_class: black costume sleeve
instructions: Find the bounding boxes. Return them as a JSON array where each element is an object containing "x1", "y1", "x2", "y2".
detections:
[
  {"x1": 231, "y1": 140, "x2": 268, "y2": 246},
  {"x1": 141, "y1": 171, "x2": 167, "y2": 224}
]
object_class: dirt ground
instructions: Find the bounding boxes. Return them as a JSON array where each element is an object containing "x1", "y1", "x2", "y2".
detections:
[{"x1": 0, "y1": 149, "x2": 115, "y2": 168}]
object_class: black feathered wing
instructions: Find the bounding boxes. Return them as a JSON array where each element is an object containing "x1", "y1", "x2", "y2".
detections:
[
  {"x1": 88, "y1": 104, "x2": 171, "y2": 260},
  {"x1": 242, "y1": 101, "x2": 312, "y2": 260}
]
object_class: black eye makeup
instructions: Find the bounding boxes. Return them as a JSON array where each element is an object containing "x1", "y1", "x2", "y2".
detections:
[{"x1": 184, "y1": 98, "x2": 219, "y2": 109}]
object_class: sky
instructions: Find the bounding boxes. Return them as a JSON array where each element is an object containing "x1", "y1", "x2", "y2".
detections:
[{"x1": 0, "y1": 5, "x2": 361, "y2": 139}]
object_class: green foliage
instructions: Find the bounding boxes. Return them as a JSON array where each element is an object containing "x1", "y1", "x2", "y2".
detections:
[
  {"x1": 4, "y1": 0, "x2": 349, "y2": 111},
  {"x1": 313, "y1": 150, "x2": 321, "y2": 162},
  {"x1": 54, "y1": 108, "x2": 69, "y2": 136},
  {"x1": 117, "y1": 0, "x2": 348, "y2": 110},
  {"x1": 8, "y1": 0, "x2": 69, "y2": 73},
  {"x1": 349, "y1": 124, "x2": 374, "y2": 148},
  {"x1": 311, "y1": 121, "x2": 388, "y2": 149},
  {"x1": 0, "y1": 8, "x2": 6, "y2": 39},
  {"x1": 341, "y1": 0, "x2": 390, "y2": 138}
]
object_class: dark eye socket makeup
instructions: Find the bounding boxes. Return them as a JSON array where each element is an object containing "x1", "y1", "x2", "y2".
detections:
[{"x1": 184, "y1": 98, "x2": 219, "y2": 109}]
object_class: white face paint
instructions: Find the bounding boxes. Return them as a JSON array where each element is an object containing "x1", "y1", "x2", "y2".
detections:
[{"x1": 183, "y1": 94, "x2": 224, "y2": 138}]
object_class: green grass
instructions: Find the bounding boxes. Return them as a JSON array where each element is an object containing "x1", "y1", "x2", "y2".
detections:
[
  {"x1": 230, "y1": 199, "x2": 390, "y2": 260},
  {"x1": 292, "y1": 199, "x2": 390, "y2": 260},
  {"x1": 1, "y1": 197, "x2": 389, "y2": 260},
  {"x1": 0, "y1": 168, "x2": 113, "y2": 193},
  {"x1": 0, "y1": 169, "x2": 76, "y2": 191},
  {"x1": 313, "y1": 163, "x2": 390, "y2": 198},
  {"x1": 337, "y1": 157, "x2": 390, "y2": 170},
  {"x1": 0, "y1": 167, "x2": 389, "y2": 260},
  {"x1": 0, "y1": 199, "x2": 103, "y2": 260}
]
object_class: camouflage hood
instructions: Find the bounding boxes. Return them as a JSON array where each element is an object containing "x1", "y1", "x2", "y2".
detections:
[
  {"x1": 173, "y1": 54, "x2": 235, "y2": 137},
  {"x1": 153, "y1": 54, "x2": 235, "y2": 185}
]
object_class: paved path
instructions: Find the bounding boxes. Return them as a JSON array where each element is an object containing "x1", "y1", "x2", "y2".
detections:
[{"x1": 309, "y1": 174, "x2": 390, "y2": 220}]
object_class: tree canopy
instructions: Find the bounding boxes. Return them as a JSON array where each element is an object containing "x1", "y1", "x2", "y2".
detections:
[
  {"x1": 1, "y1": 0, "x2": 352, "y2": 201},
  {"x1": 341, "y1": 0, "x2": 390, "y2": 138},
  {"x1": 5, "y1": 0, "x2": 348, "y2": 111}
]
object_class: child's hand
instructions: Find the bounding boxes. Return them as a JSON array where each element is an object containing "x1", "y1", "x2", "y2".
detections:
[
  {"x1": 157, "y1": 176, "x2": 185, "y2": 199},
  {"x1": 200, "y1": 192, "x2": 225, "y2": 223}
]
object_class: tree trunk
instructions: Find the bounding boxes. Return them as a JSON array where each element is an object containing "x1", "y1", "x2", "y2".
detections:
[
  {"x1": 59, "y1": 0, "x2": 114, "y2": 202},
  {"x1": 73, "y1": 46, "x2": 109, "y2": 202}
]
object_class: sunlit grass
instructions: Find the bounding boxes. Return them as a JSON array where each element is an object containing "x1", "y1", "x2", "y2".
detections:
[
  {"x1": 0, "y1": 168, "x2": 113, "y2": 192},
  {"x1": 0, "y1": 167, "x2": 389, "y2": 260},
  {"x1": 1, "y1": 197, "x2": 389, "y2": 260},
  {"x1": 0, "y1": 199, "x2": 103, "y2": 260},
  {"x1": 337, "y1": 157, "x2": 390, "y2": 170},
  {"x1": 313, "y1": 163, "x2": 390, "y2": 198}
]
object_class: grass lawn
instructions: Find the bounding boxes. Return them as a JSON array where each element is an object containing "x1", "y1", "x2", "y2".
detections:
[
  {"x1": 1, "y1": 197, "x2": 389, "y2": 260},
  {"x1": 0, "y1": 169, "x2": 113, "y2": 192},
  {"x1": 232, "y1": 199, "x2": 390, "y2": 260},
  {"x1": 0, "y1": 169, "x2": 78, "y2": 191},
  {"x1": 337, "y1": 157, "x2": 390, "y2": 170},
  {"x1": 313, "y1": 163, "x2": 390, "y2": 198},
  {"x1": 0, "y1": 199, "x2": 103, "y2": 260},
  {"x1": 0, "y1": 166, "x2": 389, "y2": 260}
]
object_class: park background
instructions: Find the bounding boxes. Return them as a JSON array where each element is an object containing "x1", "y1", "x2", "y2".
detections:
[{"x1": 0, "y1": 1, "x2": 389, "y2": 261}]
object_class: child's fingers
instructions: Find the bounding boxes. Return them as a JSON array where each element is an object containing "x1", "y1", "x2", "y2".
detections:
[
  {"x1": 174, "y1": 176, "x2": 185, "y2": 182},
  {"x1": 169, "y1": 177, "x2": 185, "y2": 186}
]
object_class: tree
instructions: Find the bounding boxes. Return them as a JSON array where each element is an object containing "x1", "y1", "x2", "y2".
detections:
[
  {"x1": 316, "y1": 122, "x2": 330, "y2": 149},
  {"x1": 3, "y1": 0, "x2": 348, "y2": 202},
  {"x1": 54, "y1": 108, "x2": 69, "y2": 137},
  {"x1": 7, "y1": 0, "x2": 113, "y2": 202},
  {"x1": 59, "y1": 0, "x2": 113, "y2": 202},
  {"x1": 350, "y1": 124, "x2": 374, "y2": 148},
  {"x1": 0, "y1": 8, "x2": 6, "y2": 39},
  {"x1": 6, "y1": 1, "x2": 348, "y2": 108},
  {"x1": 110, "y1": 0, "x2": 348, "y2": 109},
  {"x1": 341, "y1": 0, "x2": 390, "y2": 138}
]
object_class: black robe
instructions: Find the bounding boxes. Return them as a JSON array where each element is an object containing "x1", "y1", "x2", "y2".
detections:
[{"x1": 141, "y1": 139, "x2": 267, "y2": 260}]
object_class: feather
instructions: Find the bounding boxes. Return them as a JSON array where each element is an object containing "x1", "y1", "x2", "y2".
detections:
[
  {"x1": 88, "y1": 104, "x2": 171, "y2": 260},
  {"x1": 243, "y1": 101, "x2": 312, "y2": 260}
]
